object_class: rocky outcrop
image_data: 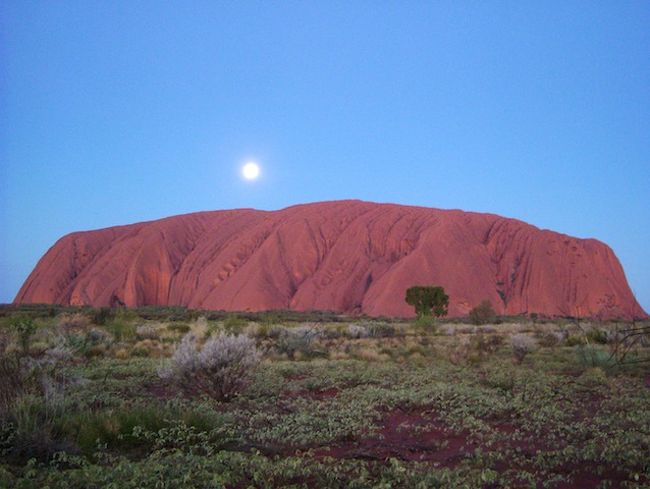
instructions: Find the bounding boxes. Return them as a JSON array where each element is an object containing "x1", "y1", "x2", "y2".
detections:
[{"x1": 14, "y1": 200, "x2": 647, "y2": 319}]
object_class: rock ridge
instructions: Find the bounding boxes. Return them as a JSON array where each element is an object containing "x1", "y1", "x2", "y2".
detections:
[{"x1": 15, "y1": 200, "x2": 647, "y2": 319}]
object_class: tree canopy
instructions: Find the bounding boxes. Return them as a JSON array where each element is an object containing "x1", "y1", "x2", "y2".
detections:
[{"x1": 405, "y1": 286, "x2": 449, "y2": 318}]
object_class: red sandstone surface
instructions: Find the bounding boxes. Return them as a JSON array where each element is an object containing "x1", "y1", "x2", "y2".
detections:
[{"x1": 14, "y1": 200, "x2": 647, "y2": 319}]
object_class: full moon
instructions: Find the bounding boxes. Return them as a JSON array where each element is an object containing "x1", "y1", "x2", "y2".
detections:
[{"x1": 242, "y1": 162, "x2": 260, "y2": 180}]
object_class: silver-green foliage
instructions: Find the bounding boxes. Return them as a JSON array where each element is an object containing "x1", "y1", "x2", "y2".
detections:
[{"x1": 160, "y1": 333, "x2": 261, "y2": 401}]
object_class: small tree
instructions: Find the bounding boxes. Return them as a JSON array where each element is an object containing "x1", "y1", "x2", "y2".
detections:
[
  {"x1": 469, "y1": 300, "x2": 497, "y2": 325},
  {"x1": 405, "y1": 286, "x2": 449, "y2": 318},
  {"x1": 9, "y1": 316, "x2": 37, "y2": 356}
]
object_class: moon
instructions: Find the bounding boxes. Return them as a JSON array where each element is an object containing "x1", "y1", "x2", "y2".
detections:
[{"x1": 242, "y1": 162, "x2": 260, "y2": 180}]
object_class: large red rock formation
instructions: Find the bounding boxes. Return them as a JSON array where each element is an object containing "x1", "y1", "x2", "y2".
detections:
[{"x1": 14, "y1": 200, "x2": 647, "y2": 319}]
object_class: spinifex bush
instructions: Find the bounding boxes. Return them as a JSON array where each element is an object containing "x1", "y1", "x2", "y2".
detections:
[
  {"x1": 586, "y1": 328, "x2": 608, "y2": 345},
  {"x1": 470, "y1": 333, "x2": 503, "y2": 359},
  {"x1": 0, "y1": 336, "x2": 74, "y2": 414},
  {"x1": 55, "y1": 313, "x2": 91, "y2": 334},
  {"x1": 447, "y1": 334, "x2": 504, "y2": 365},
  {"x1": 0, "y1": 355, "x2": 23, "y2": 414},
  {"x1": 221, "y1": 315, "x2": 249, "y2": 333},
  {"x1": 105, "y1": 319, "x2": 136, "y2": 342},
  {"x1": 535, "y1": 330, "x2": 566, "y2": 348},
  {"x1": 0, "y1": 340, "x2": 76, "y2": 461},
  {"x1": 91, "y1": 307, "x2": 115, "y2": 326},
  {"x1": 365, "y1": 322, "x2": 397, "y2": 338},
  {"x1": 160, "y1": 333, "x2": 261, "y2": 401}
]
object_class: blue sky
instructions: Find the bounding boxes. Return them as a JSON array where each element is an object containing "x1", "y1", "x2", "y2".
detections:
[{"x1": 1, "y1": 1, "x2": 648, "y2": 311}]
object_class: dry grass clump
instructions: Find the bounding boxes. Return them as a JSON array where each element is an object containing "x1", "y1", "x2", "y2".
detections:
[
  {"x1": 55, "y1": 313, "x2": 91, "y2": 334},
  {"x1": 535, "y1": 330, "x2": 567, "y2": 348},
  {"x1": 135, "y1": 324, "x2": 160, "y2": 340},
  {"x1": 328, "y1": 350, "x2": 350, "y2": 361},
  {"x1": 353, "y1": 347, "x2": 389, "y2": 362},
  {"x1": 493, "y1": 322, "x2": 535, "y2": 335},
  {"x1": 454, "y1": 324, "x2": 478, "y2": 335},
  {"x1": 114, "y1": 348, "x2": 129, "y2": 360},
  {"x1": 439, "y1": 324, "x2": 457, "y2": 336},
  {"x1": 1, "y1": 336, "x2": 75, "y2": 414},
  {"x1": 446, "y1": 333, "x2": 504, "y2": 365},
  {"x1": 189, "y1": 316, "x2": 210, "y2": 338},
  {"x1": 447, "y1": 337, "x2": 470, "y2": 365},
  {"x1": 346, "y1": 321, "x2": 401, "y2": 339},
  {"x1": 579, "y1": 367, "x2": 609, "y2": 387},
  {"x1": 166, "y1": 323, "x2": 191, "y2": 335},
  {"x1": 131, "y1": 339, "x2": 165, "y2": 358}
]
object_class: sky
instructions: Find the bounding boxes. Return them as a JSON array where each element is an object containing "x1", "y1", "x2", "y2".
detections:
[{"x1": 1, "y1": 1, "x2": 649, "y2": 311}]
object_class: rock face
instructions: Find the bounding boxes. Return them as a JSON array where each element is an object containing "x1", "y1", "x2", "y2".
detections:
[{"x1": 14, "y1": 200, "x2": 647, "y2": 319}]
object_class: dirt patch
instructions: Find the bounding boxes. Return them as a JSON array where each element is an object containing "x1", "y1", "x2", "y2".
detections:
[
  {"x1": 487, "y1": 421, "x2": 544, "y2": 454},
  {"x1": 145, "y1": 380, "x2": 216, "y2": 402},
  {"x1": 313, "y1": 407, "x2": 477, "y2": 466},
  {"x1": 283, "y1": 373, "x2": 308, "y2": 382},
  {"x1": 282, "y1": 386, "x2": 340, "y2": 401},
  {"x1": 146, "y1": 381, "x2": 177, "y2": 400},
  {"x1": 554, "y1": 463, "x2": 638, "y2": 489}
]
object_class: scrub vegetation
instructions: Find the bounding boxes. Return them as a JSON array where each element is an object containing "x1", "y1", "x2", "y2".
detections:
[{"x1": 0, "y1": 304, "x2": 649, "y2": 488}]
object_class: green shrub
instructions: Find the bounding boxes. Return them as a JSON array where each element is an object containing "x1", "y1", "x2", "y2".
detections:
[
  {"x1": 56, "y1": 313, "x2": 91, "y2": 334},
  {"x1": 586, "y1": 328, "x2": 608, "y2": 345},
  {"x1": 0, "y1": 355, "x2": 23, "y2": 414},
  {"x1": 63, "y1": 328, "x2": 110, "y2": 357},
  {"x1": 366, "y1": 322, "x2": 396, "y2": 338},
  {"x1": 222, "y1": 315, "x2": 249, "y2": 333},
  {"x1": 114, "y1": 308, "x2": 139, "y2": 322},
  {"x1": 105, "y1": 321, "x2": 136, "y2": 342},
  {"x1": 469, "y1": 300, "x2": 497, "y2": 325},
  {"x1": 68, "y1": 404, "x2": 168, "y2": 454},
  {"x1": 1, "y1": 393, "x2": 70, "y2": 462},
  {"x1": 9, "y1": 316, "x2": 37, "y2": 355},
  {"x1": 252, "y1": 322, "x2": 271, "y2": 338},
  {"x1": 576, "y1": 345, "x2": 615, "y2": 370},
  {"x1": 130, "y1": 346, "x2": 150, "y2": 357},
  {"x1": 259, "y1": 312, "x2": 283, "y2": 327},
  {"x1": 566, "y1": 334, "x2": 586, "y2": 347},
  {"x1": 405, "y1": 285, "x2": 449, "y2": 318},
  {"x1": 276, "y1": 327, "x2": 319, "y2": 360},
  {"x1": 413, "y1": 314, "x2": 437, "y2": 332},
  {"x1": 92, "y1": 307, "x2": 115, "y2": 326},
  {"x1": 470, "y1": 333, "x2": 503, "y2": 358},
  {"x1": 167, "y1": 323, "x2": 191, "y2": 334},
  {"x1": 579, "y1": 367, "x2": 608, "y2": 386},
  {"x1": 536, "y1": 331, "x2": 565, "y2": 348}
]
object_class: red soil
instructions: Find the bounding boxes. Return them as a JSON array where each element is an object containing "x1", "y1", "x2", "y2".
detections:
[
  {"x1": 314, "y1": 407, "x2": 639, "y2": 488},
  {"x1": 313, "y1": 408, "x2": 476, "y2": 465}
]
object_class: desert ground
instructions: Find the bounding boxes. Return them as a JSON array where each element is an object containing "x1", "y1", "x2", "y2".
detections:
[{"x1": 1, "y1": 305, "x2": 648, "y2": 488}]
